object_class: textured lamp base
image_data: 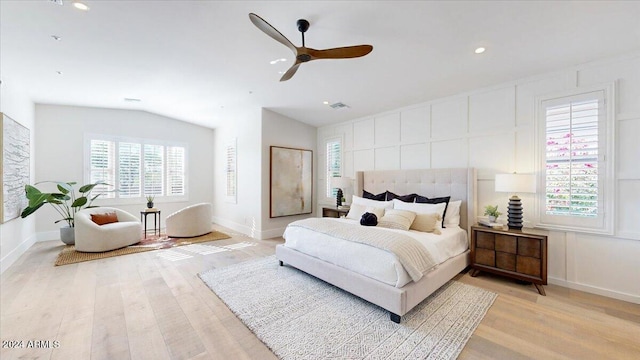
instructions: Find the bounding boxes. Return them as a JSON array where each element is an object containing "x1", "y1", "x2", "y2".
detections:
[
  {"x1": 507, "y1": 195, "x2": 524, "y2": 230},
  {"x1": 336, "y1": 188, "x2": 343, "y2": 207}
]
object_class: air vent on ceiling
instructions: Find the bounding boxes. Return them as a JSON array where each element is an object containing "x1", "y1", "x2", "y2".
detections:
[
  {"x1": 329, "y1": 102, "x2": 350, "y2": 110},
  {"x1": 49, "y1": 0, "x2": 64, "y2": 5},
  {"x1": 124, "y1": 98, "x2": 141, "y2": 102}
]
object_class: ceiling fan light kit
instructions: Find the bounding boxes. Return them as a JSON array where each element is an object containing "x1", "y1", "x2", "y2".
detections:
[{"x1": 249, "y1": 13, "x2": 373, "y2": 81}]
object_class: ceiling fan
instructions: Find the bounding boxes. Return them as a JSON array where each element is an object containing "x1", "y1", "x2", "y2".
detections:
[{"x1": 249, "y1": 13, "x2": 373, "y2": 81}]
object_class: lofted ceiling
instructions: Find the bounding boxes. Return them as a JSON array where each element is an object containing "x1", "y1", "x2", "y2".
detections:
[{"x1": 1, "y1": 1, "x2": 639, "y2": 128}]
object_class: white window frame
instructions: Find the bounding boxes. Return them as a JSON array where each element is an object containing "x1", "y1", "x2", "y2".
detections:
[
  {"x1": 84, "y1": 134, "x2": 189, "y2": 205},
  {"x1": 324, "y1": 135, "x2": 343, "y2": 203},
  {"x1": 534, "y1": 82, "x2": 615, "y2": 235}
]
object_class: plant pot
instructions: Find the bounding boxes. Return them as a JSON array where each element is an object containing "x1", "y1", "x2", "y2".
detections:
[
  {"x1": 60, "y1": 226, "x2": 75, "y2": 245},
  {"x1": 147, "y1": 202, "x2": 154, "y2": 208},
  {"x1": 488, "y1": 216, "x2": 497, "y2": 223}
]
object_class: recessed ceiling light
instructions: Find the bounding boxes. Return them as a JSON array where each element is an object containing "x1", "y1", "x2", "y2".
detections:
[
  {"x1": 56, "y1": 71, "x2": 63, "y2": 75},
  {"x1": 474, "y1": 47, "x2": 486, "y2": 54},
  {"x1": 269, "y1": 58, "x2": 287, "y2": 65},
  {"x1": 51, "y1": 35, "x2": 62, "y2": 41},
  {"x1": 73, "y1": 1, "x2": 89, "y2": 11},
  {"x1": 323, "y1": 101, "x2": 329, "y2": 105}
]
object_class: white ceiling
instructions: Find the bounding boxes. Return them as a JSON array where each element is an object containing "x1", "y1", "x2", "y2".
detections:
[{"x1": 1, "y1": 1, "x2": 639, "y2": 128}]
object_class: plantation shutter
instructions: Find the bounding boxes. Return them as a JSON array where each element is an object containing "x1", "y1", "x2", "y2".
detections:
[
  {"x1": 144, "y1": 144, "x2": 164, "y2": 196},
  {"x1": 118, "y1": 142, "x2": 141, "y2": 197},
  {"x1": 326, "y1": 138, "x2": 342, "y2": 198},
  {"x1": 166, "y1": 146, "x2": 185, "y2": 196},
  {"x1": 89, "y1": 139, "x2": 115, "y2": 198},
  {"x1": 225, "y1": 139, "x2": 237, "y2": 202},
  {"x1": 540, "y1": 89, "x2": 607, "y2": 231}
]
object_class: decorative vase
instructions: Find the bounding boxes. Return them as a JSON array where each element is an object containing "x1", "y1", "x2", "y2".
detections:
[
  {"x1": 147, "y1": 201, "x2": 154, "y2": 209},
  {"x1": 60, "y1": 226, "x2": 75, "y2": 245}
]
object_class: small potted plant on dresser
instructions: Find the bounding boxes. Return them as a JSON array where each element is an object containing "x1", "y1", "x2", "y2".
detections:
[
  {"x1": 483, "y1": 204, "x2": 502, "y2": 223},
  {"x1": 146, "y1": 195, "x2": 155, "y2": 209}
]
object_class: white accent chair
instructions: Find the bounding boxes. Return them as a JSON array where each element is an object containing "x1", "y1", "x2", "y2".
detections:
[
  {"x1": 75, "y1": 207, "x2": 142, "y2": 252},
  {"x1": 166, "y1": 203, "x2": 212, "y2": 238}
]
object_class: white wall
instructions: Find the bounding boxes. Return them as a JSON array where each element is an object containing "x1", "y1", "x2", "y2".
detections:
[
  {"x1": 34, "y1": 104, "x2": 215, "y2": 236},
  {"x1": 317, "y1": 52, "x2": 640, "y2": 304},
  {"x1": 0, "y1": 79, "x2": 37, "y2": 273},
  {"x1": 261, "y1": 109, "x2": 317, "y2": 239},
  {"x1": 211, "y1": 107, "x2": 263, "y2": 238}
]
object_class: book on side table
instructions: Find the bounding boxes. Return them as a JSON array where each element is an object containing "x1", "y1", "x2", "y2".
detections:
[{"x1": 478, "y1": 218, "x2": 504, "y2": 229}]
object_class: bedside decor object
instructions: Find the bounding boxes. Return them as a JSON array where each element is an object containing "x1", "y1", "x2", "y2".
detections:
[
  {"x1": 270, "y1": 146, "x2": 313, "y2": 217},
  {"x1": 146, "y1": 195, "x2": 155, "y2": 208},
  {"x1": 495, "y1": 173, "x2": 536, "y2": 230},
  {"x1": 331, "y1": 176, "x2": 352, "y2": 207},
  {"x1": 483, "y1": 204, "x2": 502, "y2": 223}
]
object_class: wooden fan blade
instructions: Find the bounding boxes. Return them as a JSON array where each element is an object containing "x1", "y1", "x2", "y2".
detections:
[
  {"x1": 279, "y1": 62, "x2": 302, "y2": 82},
  {"x1": 307, "y1": 45, "x2": 373, "y2": 60},
  {"x1": 249, "y1": 13, "x2": 297, "y2": 54}
]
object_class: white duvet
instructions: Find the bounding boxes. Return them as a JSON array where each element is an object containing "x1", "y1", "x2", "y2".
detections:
[{"x1": 282, "y1": 218, "x2": 468, "y2": 287}]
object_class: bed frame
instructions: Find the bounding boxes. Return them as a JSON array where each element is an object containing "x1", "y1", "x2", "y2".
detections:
[{"x1": 276, "y1": 168, "x2": 477, "y2": 323}]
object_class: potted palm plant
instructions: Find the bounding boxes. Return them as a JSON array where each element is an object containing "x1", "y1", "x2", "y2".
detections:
[
  {"x1": 483, "y1": 204, "x2": 502, "y2": 223},
  {"x1": 21, "y1": 181, "x2": 109, "y2": 245}
]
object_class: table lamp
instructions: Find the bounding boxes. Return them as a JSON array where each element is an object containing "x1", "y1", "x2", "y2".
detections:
[
  {"x1": 331, "y1": 177, "x2": 352, "y2": 207},
  {"x1": 495, "y1": 173, "x2": 536, "y2": 230}
]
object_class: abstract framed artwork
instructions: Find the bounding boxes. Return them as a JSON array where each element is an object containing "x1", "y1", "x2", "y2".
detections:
[
  {"x1": 270, "y1": 146, "x2": 313, "y2": 218},
  {"x1": 1, "y1": 112, "x2": 30, "y2": 223}
]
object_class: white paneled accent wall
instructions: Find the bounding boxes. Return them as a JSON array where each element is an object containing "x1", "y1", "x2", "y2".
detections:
[{"x1": 317, "y1": 52, "x2": 640, "y2": 304}]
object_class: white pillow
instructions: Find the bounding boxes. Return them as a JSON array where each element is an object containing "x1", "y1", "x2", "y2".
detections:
[
  {"x1": 444, "y1": 200, "x2": 462, "y2": 227},
  {"x1": 352, "y1": 195, "x2": 393, "y2": 209},
  {"x1": 392, "y1": 199, "x2": 447, "y2": 229},
  {"x1": 410, "y1": 212, "x2": 442, "y2": 234},
  {"x1": 377, "y1": 209, "x2": 416, "y2": 231},
  {"x1": 346, "y1": 203, "x2": 385, "y2": 221}
]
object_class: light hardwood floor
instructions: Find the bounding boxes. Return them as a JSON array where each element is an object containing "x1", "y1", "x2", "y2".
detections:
[{"x1": 1, "y1": 226, "x2": 639, "y2": 359}]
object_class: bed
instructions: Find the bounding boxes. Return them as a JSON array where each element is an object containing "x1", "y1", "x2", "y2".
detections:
[{"x1": 276, "y1": 168, "x2": 477, "y2": 323}]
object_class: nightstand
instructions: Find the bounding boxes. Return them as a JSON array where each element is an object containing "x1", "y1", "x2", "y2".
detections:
[
  {"x1": 470, "y1": 225, "x2": 548, "y2": 295},
  {"x1": 322, "y1": 207, "x2": 349, "y2": 218}
]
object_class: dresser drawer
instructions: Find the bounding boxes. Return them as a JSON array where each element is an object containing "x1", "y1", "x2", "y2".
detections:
[
  {"x1": 476, "y1": 232, "x2": 495, "y2": 250},
  {"x1": 476, "y1": 248, "x2": 495, "y2": 267},
  {"x1": 517, "y1": 256, "x2": 541, "y2": 277},
  {"x1": 496, "y1": 235, "x2": 516, "y2": 254},
  {"x1": 496, "y1": 252, "x2": 516, "y2": 271},
  {"x1": 518, "y1": 238, "x2": 541, "y2": 258}
]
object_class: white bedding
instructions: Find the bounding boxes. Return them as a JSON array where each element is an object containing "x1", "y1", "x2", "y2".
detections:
[{"x1": 282, "y1": 218, "x2": 468, "y2": 287}]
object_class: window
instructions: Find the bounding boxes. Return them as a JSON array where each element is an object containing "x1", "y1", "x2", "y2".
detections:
[
  {"x1": 86, "y1": 135, "x2": 187, "y2": 201},
  {"x1": 537, "y1": 84, "x2": 614, "y2": 234},
  {"x1": 326, "y1": 137, "x2": 342, "y2": 198}
]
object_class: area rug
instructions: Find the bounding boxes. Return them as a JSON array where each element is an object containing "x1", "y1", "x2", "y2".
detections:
[
  {"x1": 55, "y1": 230, "x2": 231, "y2": 266},
  {"x1": 199, "y1": 255, "x2": 497, "y2": 360}
]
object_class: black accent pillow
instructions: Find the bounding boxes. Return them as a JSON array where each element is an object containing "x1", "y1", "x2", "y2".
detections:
[
  {"x1": 363, "y1": 190, "x2": 386, "y2": 201},
  {"x1": 360, "y1": 212, "x2": 378, "y2": 226},
  {"x1": 415, "y1": 195, "x2": 451, "y2": 228},
  {"x1": 386, "y1": 191, "x2": 417, "y2": 203}
]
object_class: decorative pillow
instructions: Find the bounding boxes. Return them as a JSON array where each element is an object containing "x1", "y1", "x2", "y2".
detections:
[
  {"x1": 411, "y1": 212, "x2": 442, "y2": 235},
  {"x1": 360, "y1": 212, "x2": 378, "y2": 226},
  {"x1": 443, "y1": 200, "x2": 462, "y2": 227},
  {"x1": 415, "y1": 195, "x2": 451, "y2": 227},
  {"x1": 346, "y1": 203, "x2": 385, "y2": 221},
  {"x1": 352, "y1": 195, "x2": 393, "y2": 209},
  {"x1": 385, "y1": 191, "x2": 417, "y2": 203},
  {"x1": 377, "y1": 209, "x2": 416, "y2": 231},
  {"x1": 90, "y1": 212, "x2": 118, "y2": 226},
  {"x1": 362, "y1": 190, "x2": 386, "y2": 201},
  {"x1": 392, "y1": 199, "x2": 447, "y2": 229}
]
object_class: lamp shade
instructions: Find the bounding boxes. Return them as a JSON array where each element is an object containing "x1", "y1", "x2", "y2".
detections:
[
  {"x1": 495, "y1": 173, "x2": 536, "y2": 194},
  {"x1": 331, "y1": 177, "x2": 352, "y2": 189}
]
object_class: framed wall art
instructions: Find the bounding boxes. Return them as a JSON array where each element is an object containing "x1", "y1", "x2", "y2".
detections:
[
  {"x1": 1, "y1": 112, "x2": 30, "y2": 223},
  {"x1": 270, "y1": 146, "x2": 313, "y2": 218}
]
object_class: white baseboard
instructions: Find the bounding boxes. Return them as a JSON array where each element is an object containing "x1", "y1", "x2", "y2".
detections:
[
  {"x1": 259, "y1": 227, "x2": 285, "y2": 240},
  {"x1": 548, "y1": 276, "x2": 639, "y2": 304},
  {"x1": 212, "y1": 216, "x2": 285, "y2": 240},
  {"x1": 37, "y1": 230, "x2": 59, "y2": 242},
  {"x1": 0, "y1": 233, "x2": 38, "y2": 274}
]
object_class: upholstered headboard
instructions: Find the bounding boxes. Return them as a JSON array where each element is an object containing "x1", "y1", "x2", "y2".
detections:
[{"x1": 354, "y1": 168, "x2": 477, "y2": 234}]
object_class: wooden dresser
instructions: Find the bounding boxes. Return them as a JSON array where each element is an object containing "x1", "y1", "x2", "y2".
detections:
[{"x1": 470, "y1": 225, "x2": 548, "y2": 295}]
